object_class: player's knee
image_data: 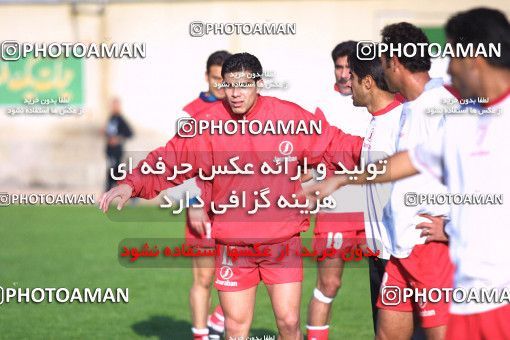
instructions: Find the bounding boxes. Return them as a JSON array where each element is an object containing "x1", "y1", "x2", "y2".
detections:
[
  {"x1": 276, "y1": 313, "x2": 300, "y2": 334},
  {"x1": 318, "y1": 275, "x2": 342, "y2": 297},
  {"x1": 375, "y1": 319, "x2": 398, "y2": 340},
  {"x1": 194, "y1": 269, "x2": 215, "y2": 288},
  {"x1": 224, "y1": 316, "x2": 250, "y2": 335},
  {"x1": 375, "y1": 330, "x2": 392, "y2": 340}
]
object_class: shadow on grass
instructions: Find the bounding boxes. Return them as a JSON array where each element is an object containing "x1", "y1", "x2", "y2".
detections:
[
  {"x1": 132, "y1": 315, "x2": 190, "y2": 339},
  {"x1": 132, "y1": 315, "x2": 275, "y2": 339}
]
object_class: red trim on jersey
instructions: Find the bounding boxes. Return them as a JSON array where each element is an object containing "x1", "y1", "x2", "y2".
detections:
[
  {"x1": 483, "y1": 87, "x2": 510, "y2": 108},
  {"x1": 371, "y1": 96, "x2": 402, "y2": 116},
  {"x1": 444, "y1": 84, "x2": 461, "y2": 100},
  {"x1": 394, "y1": 93, "x2": 406, "y2": 103}
]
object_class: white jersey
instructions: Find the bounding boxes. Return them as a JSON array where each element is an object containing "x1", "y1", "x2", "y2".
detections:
[
  {"x1": 311, "y1": 85, "x2": 372, "y2": 231},
  {"x1": 384, "y1": 78, "x2": 456, "y2": 258},
  {"x1": 362, "y1": 97, "x2": 403, "y2": 260},
  {"x1": 409, "y1": 89, "x2": 510, "y2": 315},
  {"x1": 315, "y1": 84, "x2": 373, "y2": 137}
]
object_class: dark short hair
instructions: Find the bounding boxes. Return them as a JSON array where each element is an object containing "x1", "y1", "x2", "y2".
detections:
[
  {"x1": 349, "y1": 51, "x2": 390, "y2": 92},
  {"x1": 206, "y1": 50, "x2": 231, "y2": 73},
  {"x1": 221, "y1": 52, "x2": 263, "y2": 81},
  {"x1": 381, "y1": 22, "x2": 431, "y2": 72},
  {"x1": 446, "y1": 7, "x2": 510, "y2": 68},
  {"x1": 332, "y1": 41, "x2": 357, "y2": 62}
]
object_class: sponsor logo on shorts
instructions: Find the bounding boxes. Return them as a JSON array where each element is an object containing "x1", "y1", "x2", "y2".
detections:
[
  {"x1": 219, "y1": 266, "x2": 234, "y2": 280},
  {"x1": 215, "y1": 279, "x2": 238, "y2": 287},
  {"x1": 216, "y1": 266, "x2": 238, "y2": 287}
]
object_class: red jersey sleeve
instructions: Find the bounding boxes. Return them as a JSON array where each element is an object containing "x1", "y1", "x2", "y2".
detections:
[
  {"x1": 296, "y1": 106, "x2": 363, "y2": 167},
  {"x1": 321, "y1": 125, "x2": 363, "y2": 174},
  {"x1": 118, "y1": 133, "x2": 213, "y2": 200}
]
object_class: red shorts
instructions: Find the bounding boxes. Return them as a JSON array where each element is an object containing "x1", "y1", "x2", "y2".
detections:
[
  {"x1": 312, "y1": 212, "x2": 366, "y2": 257},
  {"x1": 312, "y1": 229, "x2": 367, "y2": 256},
  {"x1": 446, "y1": 304, "x2": 510, "y2": 340},
  {"x1": 214, "y1": 235, "x2": 303, "y2": 292},
  {"x1": 376, "y1": 242, "x2": 454, "y2": 328},
  {"x1": 313, "y1": 212, "x2": 365, "y2": 234}
]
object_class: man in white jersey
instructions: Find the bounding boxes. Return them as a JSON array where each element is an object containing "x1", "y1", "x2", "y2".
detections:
[
  {"x1": 347, "y1": 51, "x2": 404, "y2": 332},
  {"x1": 306, "y1": 23, "x2": 458, "y2": 339},
  {"x1": 306, "y1": 41, "x2": 372, "y2": 340},
  {"x1": 302, "y1": 8, "x2": 510, "y2": 339}
]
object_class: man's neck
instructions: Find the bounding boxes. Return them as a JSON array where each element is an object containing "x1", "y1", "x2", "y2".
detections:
[
  {"x1": 400, "y1": 72, "x2": 431, "y2": 101},
  {"x1": 479, "y1": 67, "x2": 510, "y2": 104},
  {"x1": 367, "y1": 90, "x2": 395, "y2": 114}
]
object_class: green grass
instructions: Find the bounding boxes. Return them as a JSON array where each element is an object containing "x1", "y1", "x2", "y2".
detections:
[{"x1": 0, "y1": 206, "x2": 373, "y2": 339}]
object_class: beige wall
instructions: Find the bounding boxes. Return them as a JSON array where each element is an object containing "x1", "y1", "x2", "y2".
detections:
[{"x1": 0, "y1": 0, "x2": 508, "y2": 191}]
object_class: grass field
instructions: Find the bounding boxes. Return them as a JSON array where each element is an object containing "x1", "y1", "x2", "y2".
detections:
[{"x1": 0, "y1": 206, "x2": 373, "y2": 339}]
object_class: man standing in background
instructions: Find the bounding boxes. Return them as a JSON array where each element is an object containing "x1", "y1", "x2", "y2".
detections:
[
  {"x1": 105, "y1": 97, "x2": 133, "y2": 191},
  {"x1": 183, "y1": 50, "x2": 232, "y2": 117}
]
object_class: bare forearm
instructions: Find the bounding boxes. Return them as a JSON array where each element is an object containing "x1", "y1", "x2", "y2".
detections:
[{"x1": 348, "y1": 150, "x2": 419, "y2": 185}]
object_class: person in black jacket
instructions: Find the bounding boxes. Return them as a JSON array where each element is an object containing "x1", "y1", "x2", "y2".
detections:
[{"x1": 105, "y1": 98, "x2": 133, "y2": 191}]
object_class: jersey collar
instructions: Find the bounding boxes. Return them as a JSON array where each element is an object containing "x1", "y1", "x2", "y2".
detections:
[
  {"x1": 483, "y1": 87, "x2": 510, "y2": 107},
  {"x1": 371, "y1": 95, "x2": 402, "y2": 116},
  {"x1": 199, "y1": 91, "x2": 218, "y2": 103}
]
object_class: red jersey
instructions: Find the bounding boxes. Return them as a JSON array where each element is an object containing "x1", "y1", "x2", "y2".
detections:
[
  {"x1": 183, "y1": 92, "x2": 219, "y2": 117},
  {"x1": 120, "y1": 95, "x2": 363, "y2": 245}
]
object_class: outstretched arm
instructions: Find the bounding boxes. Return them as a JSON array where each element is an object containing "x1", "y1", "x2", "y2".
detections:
[
  {"x1": 301, "y1": 150, "x2": 419, "y2": 201},
  {"x1": 99, "y1": 132, "x2": 212, "y2": 212}
]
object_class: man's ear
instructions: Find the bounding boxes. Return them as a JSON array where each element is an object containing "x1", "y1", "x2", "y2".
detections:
[
  {"x1": 363, "y1": 76, "x2": 373, "y2": 90},
  {"x1": 256, "y1": 79, "x2": 264, "y2": 92},
  {"x1": 204, "y1": 71, "x2": 209, "y2": 83},
  {"x1": 391, "y1": 55, "x2": 400, "y2": 72}
]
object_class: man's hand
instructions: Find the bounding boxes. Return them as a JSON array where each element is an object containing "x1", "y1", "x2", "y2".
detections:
[
  {"x1": 188, "y1": 206, "x2": 211, "y2": 238},
  {"x1": 299, "y1": 175, "x2": 348, "y2": 208},
  {"x1": 99, "y1": 184, "x2": 133, "y2": 213},
  {"x1": 415, "y1": 214, "x2": 448, "y2": 243},
  {"x1": 300, "y1": 171, "x2": 314, "y2": 183},
  {"x1": 300, "y1": 166, "x2": 315, "y2": 183}
]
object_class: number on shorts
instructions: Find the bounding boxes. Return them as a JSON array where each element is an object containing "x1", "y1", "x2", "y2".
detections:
[{"x1": 326, "y1": 232, "x2": 343, "y2": 250}]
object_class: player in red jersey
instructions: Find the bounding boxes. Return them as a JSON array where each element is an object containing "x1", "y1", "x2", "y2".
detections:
[{"x1": 100, "y1": 53, "x2": 363, "y2": 339}]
